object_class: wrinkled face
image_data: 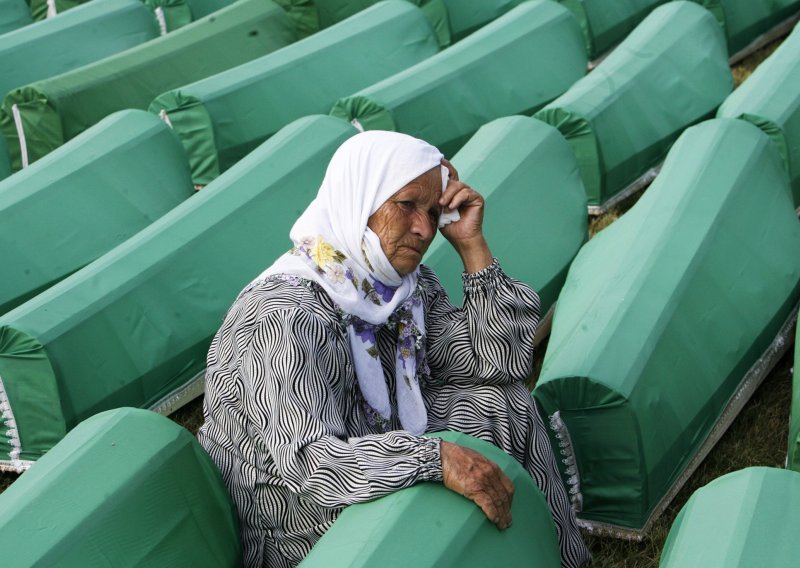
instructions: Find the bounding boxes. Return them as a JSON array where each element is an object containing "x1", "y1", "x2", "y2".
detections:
[{"x1": 367, "y1": 167, "x2": 441, "y2": 276}]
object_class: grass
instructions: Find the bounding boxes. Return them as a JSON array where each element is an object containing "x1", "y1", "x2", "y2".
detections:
[{"x1": 0, "y1": 31, "x2": 793, "y2": 568}]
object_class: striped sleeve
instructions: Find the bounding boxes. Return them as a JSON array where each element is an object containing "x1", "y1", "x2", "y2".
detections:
[
  {"x1": 422, "y1": 260, "x2": 540, "y2": 386},
  {"x1": 245, "y1": 305, "x2": 442, "y2": 508}
]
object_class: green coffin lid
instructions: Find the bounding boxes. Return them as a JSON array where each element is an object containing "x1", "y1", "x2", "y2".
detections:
[
  {"x1": 688, "y1": 0, "x2": 800, "y2": 56},
  {"x1": 558, "y1": 0, "x2": 668, "y2": 59},
  {"x1": 150, "y1": 0, "x2": 439, "y2": 187},
  {"x1": 29, "y1": 0, "x2": 89, "y2": 21},
  {"x1": 718, "y1": 22, "x2": 800, "y2": 207},
  {"x1": 0, "y1": 115, "x2": 356, "y2": 469},
  {"x1": 423, "y1": 116, "x2": 587, "y2": 313},
  {"x1": 0, "y1": 109, "x2": 194, "y2": 316},
  {"x1": 533, "y1": 119, "x2": 800, "y2": 533},
  {"x1": 0, "y1": 0, "x2": 32, "y2": 35},
  {"x1": 789, "y1": 309, "x2": 800, "y2": 472},
  {"x1": 535, "y1": 1, "x2": 732, "y2": 209},
  {"x1": 330, "y1": 0, "x2": 586, "y2": 157},
  {"x1": 0, "y1": 0, "x2": 159, "y2": 101},
  {"x1": 301, "y1": 431, "x2": 560, "y2": 567},
  {"x1": 0, "y1": 0, "x2": 299, "y2": 171},
  {"x1": 661, "y1": 467, "x2": 800, "y2": 567},
  {"x1": 0, "y1": 407, "x2": 241, "y2": 566}
]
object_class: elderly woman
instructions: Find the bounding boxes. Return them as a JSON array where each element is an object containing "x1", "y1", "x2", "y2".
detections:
[{"x1": 198, "y1": 131, "x2": 590, "y2": 567}]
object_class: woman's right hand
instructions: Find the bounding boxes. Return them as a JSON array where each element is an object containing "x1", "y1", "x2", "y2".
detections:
[{"x1": 440, "y1": 440, "x2": 515, "y2": 529}]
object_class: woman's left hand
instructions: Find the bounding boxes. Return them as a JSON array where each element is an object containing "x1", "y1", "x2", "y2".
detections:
[{"x1": 439, "y1": 159, "x2": 493, "y2": 273}]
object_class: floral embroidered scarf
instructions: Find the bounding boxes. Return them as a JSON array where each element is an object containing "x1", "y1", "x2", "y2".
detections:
[{"x1": 250, "y1": 131, "x2": 450, "y2": 435}]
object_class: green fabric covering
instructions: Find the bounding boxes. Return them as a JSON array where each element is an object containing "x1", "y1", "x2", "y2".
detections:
[
  {"x1": 535, "y1": 1, "x2": 732, "y2": 208},
  {"x1": 0, "y1": 0, "x2": 159, "y2": 101},
  {"x1": 301, "y1": 431, "x2": 560, "y2": 567},
  {"x1": 0, "y1": 408, "x2": 241, "y2": 565},
  {"x1": 0, "y1": 326, "x2": 65, "y2": 468},
  {"x1": 789, "y1": 310, "x2": 800, "y2": 472},
  {"x1": 0, "y1": 115, "x2": 356, "y2": 467},
  {"x1": 718, "y1": 22, "x2": 800, "y2": 207},
  {"x1": 30, "y1": 0, "x2": 89, "y2": 20},
  {"x1": 331, "y1": 0, "x2": 587, "y2": 157},
  {"x1": 0, "y1": 0, "x2": 298, "y2": 171},
  {"x1": 0, "y1": 110, "x2": 194, "y2": 316},
  {"x1": 533, "y1": 119, "x2": 800, "y2": 531},
  {"x1": 689, "y1": 0, "x2": 800, "y2": 55},
  {"x1": 150, "y1": 0, "x2": 439, "y2": 187},
  {"x1": 422, "y1": 116, "x2": 587, "y2": 313},
  {"x1": 660, "y1": 467, "x2": 800, "y2": 567},
  {"x1": 0, "y1": 0, "x2": 32, "y2": 35},
  {"x1": 558, "y1": 0, "x2": 668, "y2": 58}
]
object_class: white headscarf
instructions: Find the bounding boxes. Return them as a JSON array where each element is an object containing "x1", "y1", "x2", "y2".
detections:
[{"x1": 251, "y1": 131, "x2": 457, "y2": 434}]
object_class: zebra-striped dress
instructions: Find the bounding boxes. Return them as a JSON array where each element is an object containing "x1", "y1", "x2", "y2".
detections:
[{"x1": 198, "y1": 260, "x2": 590, "y2": 567}]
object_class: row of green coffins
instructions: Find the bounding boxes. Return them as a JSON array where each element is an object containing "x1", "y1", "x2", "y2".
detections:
[
  {"x1": 0, "y1": 0, "x2": 300, "y2": 171},
  {"x1": 329, "y1": 0, "x2": 586, "y2": 159},
  {"x1": 152, "y1": 0, "x2": 586, "y2": 187},
  {"x1": 535, "y1": 0, "x2": 733, "y2": 211},
  {"x1": 0, "y1": 410, "x2": 560, "y2": 567},
  {"x1": 11, "y1": 0, "x2": 233, "y2": 24},
  {"x1": 0, "y1": 110, "x2": 589, "y2": 468},
  {"x1": 0, "y1": 408, "x2": 243, "y2": 566},
  {"x1": 0, "y1": 0, "x2": 549, "y2": 315},
  {"x1": 0, "y1": 0, "x2": 162, "y2": 104},
  {"x1": 533, "y1": 118, "x2": 800, "y2": 534},
  {"x1": 150, "y1": 0, "x2": 442, "y2": 187}
]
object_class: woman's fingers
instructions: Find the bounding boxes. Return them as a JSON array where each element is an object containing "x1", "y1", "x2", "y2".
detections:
[
  {"x1": 441, "y1": 441, "x2": 514, "y2": 530},
  {"x1": 441, "y1": 158, "x2": 459, "y2": 181}
]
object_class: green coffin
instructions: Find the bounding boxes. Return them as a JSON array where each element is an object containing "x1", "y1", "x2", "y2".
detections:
[
  {"x1": 789, "y1": 310, "x2": 800, "y2": 472},
  {"x1": 422, "y1": 116, "x2": 587, "y2": 313},
  {"x1": 0, "y1": 115, "x2": 356, "y2": 468},
  {"x1": 301, "y1": 431, "x2": 560, "y2": 567},
  {"x1": 0, "y1": 0, "x2": 159, "y2": 101},
  {"x1": 0, "y1": 0, "x2": 299, "y2": 171},
  {"x1": 535, "y1": 1, "x2": 732, "y2": 210},
  {"x1": 660, "y1": 467, "x2": 800, "y2": 567},
  {"x1": 717, "y1": 22, "x2": 800, "y2": 207},
  {"x1": 0, "y1": 109, "x2": 194, "y2": 316},
  {"x1": 533, "y1": 118, "x2": 800, "y2": 533},
  {"x1": 0, "y1": 0, "x2": 32, "y2": 35},
  {"x1": 689, "y1": 0, "x2": 800, "y2": 56},
  {"x1": 0, "y1": 407, "x2": 241, "y2": 565},
  {"x1": 330, "y1": 0, "x2": 586, "y2": 157},
  {"x1": 150, "y1": 0, "x2": 439, "y2": 187},
  {"x1": 558, "y1": 0, "x2": 668, "y2": 59}
]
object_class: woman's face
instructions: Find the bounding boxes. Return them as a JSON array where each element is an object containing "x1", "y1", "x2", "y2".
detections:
[{"x1": 367, "y1": 167, "x2": 442, "y2": 276}]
